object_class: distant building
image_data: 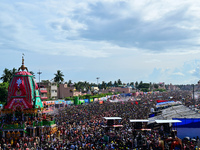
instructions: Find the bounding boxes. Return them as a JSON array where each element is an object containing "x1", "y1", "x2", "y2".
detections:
[
  {"x1": 57, "y1": 84, "x2": 82, "y2": 99},
  {"x1": 39, "y1": 86, "x2": 48, "y2": 100},
  {"x1": 37, "y1": 80, "x2": 58, "y2": 100},
  {"x1": 100, "y1": 86, "x2": 133, "y2": 94},
  {"x1": 168, "y1": 83, "x2": 180, "y2": 91}
]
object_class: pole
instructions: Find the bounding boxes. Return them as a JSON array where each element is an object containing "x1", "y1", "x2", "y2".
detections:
[
  {"x1": 96, "y1": 77, "x2": 99, "y2": 85},
  {"x1": 193, "y1": 84, "x2": 195, "y2": 106},
  {"x1": 37, "y1": 70, "x2": 42, "y2": 95}
]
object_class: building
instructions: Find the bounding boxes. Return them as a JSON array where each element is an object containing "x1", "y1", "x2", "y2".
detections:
[
  {"x1": 57, "y1": 84, "x2": 82, "y2": 99},
  {"x1": 100, "y1": 86, "x2": 133, "y2": 94},
  {"x1": 37, "y1": 80, "x2": 58, "y2": 100}
]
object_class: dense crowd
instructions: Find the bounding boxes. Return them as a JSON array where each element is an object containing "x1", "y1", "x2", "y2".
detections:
[{"x1": 1, "y1": 91, "x2": 200, "y2": 149}]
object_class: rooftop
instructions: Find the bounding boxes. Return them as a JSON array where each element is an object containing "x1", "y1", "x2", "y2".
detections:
[{"x1": 149, "y1": 105, "x2": 200, "y2": 122}]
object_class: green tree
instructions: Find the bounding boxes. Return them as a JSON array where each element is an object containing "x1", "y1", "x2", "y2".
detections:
[
  {"x1": 107, "y1": 81, "x2": 113, "y2": 87},
  {"x1": 11, "y1": 68, "x2": 17, "y2": 76},
  {"x1": 114, "y1": 81, "x2": 118, "y2": 87},
  {"x1": 0, "y1": 68, "x2": 12, "y2": 83},
  {"x1": 67, "y1": 80, "x2": 72, "y2": 87},
  {"x1": 101, "y1": 81, "x2": 107, "y2": 89},
  {"x1": 54, "y1": 70, "x2": 64, "y2": 84},
  {"x1": 0, "y1": 82, "x2": 9, "y2": 103},
  {"x1": 1, "y1": 68, "x2": 18, "y2": 83},
  {"x1": 135, "y1": 81, "x2": 138, "y2": 89},
  {"x1": 139, "y1": 81, "x2": 143, "y2": 87},
  {"x1": 117, "y1": 79, "x2": 122, "y2": 85},
  {"x1": 154, "y1": 84, "x2": 159, "y2": 89},
  {"x1": 130, "y1": 82, "x2": 134, "y2": 86}
]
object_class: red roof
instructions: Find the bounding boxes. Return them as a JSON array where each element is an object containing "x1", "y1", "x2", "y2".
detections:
[{"x1": 40, "y1": 90, "x2": 47, "y2": 93}]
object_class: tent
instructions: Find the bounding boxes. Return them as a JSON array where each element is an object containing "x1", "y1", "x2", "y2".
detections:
[{"x1": 84, "y1": 99, "x2": 89, "y2": 103}]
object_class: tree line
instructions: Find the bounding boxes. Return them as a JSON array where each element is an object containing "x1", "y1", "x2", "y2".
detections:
[{"x1": 0, "y1": 68, "x2": 165, "y2": 103}]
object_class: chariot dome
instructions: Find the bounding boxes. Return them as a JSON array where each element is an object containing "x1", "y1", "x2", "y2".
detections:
[{"x1": 4, "y1": 56, "x2": 43, "y2": 110}]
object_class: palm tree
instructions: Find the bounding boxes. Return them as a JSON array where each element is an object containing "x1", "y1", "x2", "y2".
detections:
[
  {"x1": 10, "y1": 68, "x2": 17, "y2": 76},
  {"x1": 54, "y1": 70, "x2": 64, "y2": 99},
  {"x1": 54, "y1": 70, "x2": 64, "y2": 84},
  {"x1": 0, "y1": 68, "x2": 12, "y2": 83}
]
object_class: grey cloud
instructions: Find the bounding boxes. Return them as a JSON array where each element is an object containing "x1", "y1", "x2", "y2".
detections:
[{"x1": 76, "y1": 3, "x2": 199, "y2": 52}]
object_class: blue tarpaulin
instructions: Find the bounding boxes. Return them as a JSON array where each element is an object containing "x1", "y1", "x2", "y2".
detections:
[
  {"x1": 125, "y1": 93, "x2": 132, "y2": 96},
  {"x1": 156, "y1": 101, "x2": 175, "y2": 106},
  {"x1": 84, "y1": 99, "x2": 89, "y2": 103},
  {"x1": 173, "y1": 118, "x2": 200, "y2": 128}
]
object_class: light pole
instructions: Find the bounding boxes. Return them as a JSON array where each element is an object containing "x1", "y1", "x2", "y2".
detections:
[
  {"x1": 96, "y1": 77, "x2": 99, "y2": 86},
  {"x1": 193, "y1": 84, "x2": 195, "y2": 106},
  {"x1": 37, "y1": 70, "x2": 42, "y2": 95}
]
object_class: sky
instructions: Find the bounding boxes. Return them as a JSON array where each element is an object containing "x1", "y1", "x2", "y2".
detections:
[{"x1": 1, "y1": 0, "x2": 200, "y2": 85}]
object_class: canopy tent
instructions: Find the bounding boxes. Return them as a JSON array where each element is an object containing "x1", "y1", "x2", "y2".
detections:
[
  {"x1": 0, "y1": 104, "x2": 3, "y2": 108},
  {"x1": 103, "y1": 117, "x2": 122, "y2": 120},
  {"x1": 54, "y1": 100, "x2": 65, "y2": 104},
  {"x1": 156, "y1": 100, "x2": 169, "y2": 103},
  {"x1": 156, "y1": 101, "x2": 175, "y2": 106},
  {"x1": 172, "y1": 118, "x2": 200, "y2": 128},
  {"x1": 65, "y1": 101, "x2": 73, "y2": 105},
  {"x1": 79, "y1": 100, "x2": 85, "y2": 105},
  {"x1": 154, "y1": 120, "x2": 182, "y2": 124},
  {"x1": 130, "y1": 119, "x2": 149, "y2": 122},
  {"x1": 84, "y1": 99, "x2": 89, "y2": 103}
]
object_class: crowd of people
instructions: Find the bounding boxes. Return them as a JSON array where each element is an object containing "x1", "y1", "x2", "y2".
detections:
[{"x1": 0, "y1": 91, "x2": 200, "y2": 149}]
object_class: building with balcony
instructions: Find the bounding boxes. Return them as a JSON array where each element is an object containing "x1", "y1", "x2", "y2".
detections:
[
  {"x1": 38, "y1": 80, "x2": 58, "y2": 100},
  {"x1": 39, "y1": 87, "x2": 48, "y2": 100}
]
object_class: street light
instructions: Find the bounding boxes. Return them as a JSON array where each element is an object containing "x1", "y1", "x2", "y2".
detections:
[
  {"x1": 37, "y1": 70, "x2": 42, "y2": 95},
  {"x1": 193, "y1": 84, "x2": 195, "y2": 106},
  {"x1": 96, "y1": 77, "x2": 100, "y2": 86}
]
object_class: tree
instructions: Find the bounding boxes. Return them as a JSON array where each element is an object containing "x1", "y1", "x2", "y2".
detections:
[
  {"x1": 117, "y1": 79, "x2": 122, "y2": 85},
  {"x1": 0, "y1": 68, "x2": 17, "y2": 83},
  {"x1": 54, "y1": 70, "x2": 64, "y2": 84},
  {"x1": 107, "y1": 81, "x2": 113, "y2": 87},
  {"x1": 114, "y1": 81, "x2": 118, "y2": 87},
  {"x1": 101, "y1": 81, "x2": 107, "y2": 89},
  {"x1": 154, "y1": 84, "x2": 159, "y2": 89},
  {"x1": 11, "y1": 68, "x2": 17, "y2": 76},
  {"x1": 0, "y1": 82, "x2": 9, "y2": 103},
  {"x1": 67, "y1": 80, "x2": 72, "y2": 87},
  {"x1": 135, "y1": 81, "x2": 138, "y2": 89}
]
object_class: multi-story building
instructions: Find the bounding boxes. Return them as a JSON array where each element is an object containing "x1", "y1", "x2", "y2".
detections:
[
  {"x1": 37, "y1": 80, "x2": 58, "y2": 100},
  {"x1": 57, "y1": 84, "x2": 82, "y2": 99},
  {"x1": 50, "y1": 83, "x2": 58, "y2": 99},
  {"x1": 39, "y1": 86, "x2": 48, "y2": 100}
]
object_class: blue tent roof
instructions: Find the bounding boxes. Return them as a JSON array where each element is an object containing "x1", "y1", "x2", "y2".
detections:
[
  {"x1": 55, "y1": 100, "x2": 65, "y2": 104},
  {"x1": 156, "y1": 101, "x2": 175, "y2": 106}
]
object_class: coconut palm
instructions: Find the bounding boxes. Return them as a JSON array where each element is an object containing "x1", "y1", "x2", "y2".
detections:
[
  {"x1": 0, "y1": 68, "x2": 12, "y2": 83},
  {"x1": 54, "y1": 70, "x2": 64, "y2": 84}
]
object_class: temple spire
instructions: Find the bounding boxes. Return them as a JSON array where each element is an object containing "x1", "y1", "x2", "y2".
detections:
[{"x1": 18, "y1": 54, "x2": 28, "y2": 71}]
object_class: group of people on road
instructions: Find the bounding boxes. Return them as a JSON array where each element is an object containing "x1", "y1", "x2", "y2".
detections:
[{"x1": 0, "y1": 90, "x2": 199, "y2": 149}]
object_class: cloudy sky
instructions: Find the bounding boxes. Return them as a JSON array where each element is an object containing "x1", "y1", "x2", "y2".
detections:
[{"x1": 1, "y1": 0, "x2": 200, "y2": 85}]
